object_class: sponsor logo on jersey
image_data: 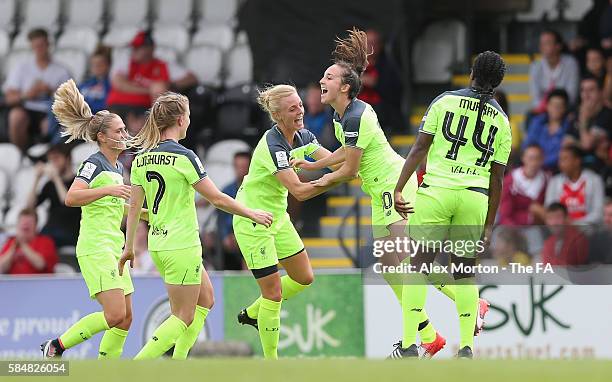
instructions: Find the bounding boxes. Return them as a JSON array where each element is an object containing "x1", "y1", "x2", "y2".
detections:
[
  {"x1": 344, "y1": 131, "x2": 359, "y2": 138},
  {"x1": 194, "y1": 156, "x2": 206, "y2": 174},
  {"x1": 79, "y1": 162, "x2": 97, "y2": 179},
  {"x1": 276, "y1": 151, "x2": 289, "y2": 167}
]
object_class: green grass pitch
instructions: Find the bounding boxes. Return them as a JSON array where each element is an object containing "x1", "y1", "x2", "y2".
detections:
[{"x1": 18, "y1": 359, "x2": 612, "y2": 382}]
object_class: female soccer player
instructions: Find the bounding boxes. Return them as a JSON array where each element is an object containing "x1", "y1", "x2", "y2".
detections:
[
  {"x1": 394, "y1": 51, "x2": 510, "y2": 358},
  {"x1": 119, "y1": 92, "x2": 273, "y2": 360},
  {"x1": 41, "y1": 79, "x2": 144, "y2": 359},
  {"x1": 233, "y1": 84, "x2": 340, "y2": 359},
  {"x1": 292, "y1": 28, "x2": 487, "y2": 357}
]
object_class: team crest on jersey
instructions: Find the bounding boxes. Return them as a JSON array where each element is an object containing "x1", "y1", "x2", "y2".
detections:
[
  {"x1": 79, "y1": 162, "x2": 97, "y2": 179},
  {"x1": 275, "y1": 151, "x2": 289, "y2": 167}
]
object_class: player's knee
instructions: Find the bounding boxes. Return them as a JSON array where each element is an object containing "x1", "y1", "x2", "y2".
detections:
[
  {"x1": 104, "y1": 308, "x2": 127, "y2": 328},
  {"x1": 201, "y1": 291, "x2": 214, "y2": 310},
  {"x1": 298, "y1": 272, "x2": 314, "y2": 286}
]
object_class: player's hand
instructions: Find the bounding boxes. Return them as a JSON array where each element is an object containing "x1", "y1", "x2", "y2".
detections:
[
  {"x1": 118, "y1": 249, "x2": 135, "y2": 276},
  {"x1": 394, "y1": 190, "x2": 414, "y2": 219},
  {"x1": 105, "y1": 185, "x2": 131, "y2": 200},
  {"x1": 310, "y1": 174, "x2": 332, "y2": 187},
  {"x1": 250, "y1": 209, "x2": 273, "y2": 228},
  {"x1": 481, "y1": 225, "x2": 493, "y2": 249},
  {"x1": 290, "y1": 158, "x2": 317, "y2": 171}
]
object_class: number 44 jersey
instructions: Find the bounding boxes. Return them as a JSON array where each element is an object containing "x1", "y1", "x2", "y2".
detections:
[
  {"x1": 131, "y1": 139, "x2": 207, "y2": 251},
  {"x1": 420, "y1": 87, "x2": 512, "y2": 190}
]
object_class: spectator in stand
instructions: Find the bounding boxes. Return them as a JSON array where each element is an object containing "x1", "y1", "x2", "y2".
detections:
[
  {"x1": 48, "y1": 45, "x2": 113, "y2": 143},
  {"x1": 304, "y1": 83, "x2": 336, "y2": 150},
  {"x1": 522, "y1": 89, "x2": 572, "y2": 170},
  {"x1": 567, "y1": 75, "x2": 612, "y2": 153},
  {"x1": 601, "y1": 0, "x2": 612, "y2": 52},
  {"x1": 541, "y1": 203, "x2": 589, "y2": 266},
  {"x1": 0, "y1": 208, "x2": 58, "y2": 274},
  {"x1": 106, "y1": 30, "x2": 169, "y2": 136},
  {"x1": 2, "y1": 29, "x2": 70, "y2": 151},
  {"x1": 26, "y1": 144, "x2": 80, "y2": 247},
  {"x1": 584, "y1": 46, "x2": 607, "y2": 82},
  {"x1": 357, "y1": 28, "x2": 402, "y2": 132},
  {"x1": 499, "y1": 144, "x2": 548, "y2": 226},
  {"x1": 588, "y1": 198, "x2": 612, "y2": 263},
  {"x1": 545, "y1": 145, "x2": 604, "y2": 225},
  {"x1": 217, "y1": 152, "x2": 251, "y2": 270},
  {"x1": 166, "y1": 61, "x2": 198, "y2": 93},
  {"x1": 529, "y1": 29, "x2": 580, "y2": 113},
  {"x1": 491, "y1": 227, "x2": 531, "y2": 266}
]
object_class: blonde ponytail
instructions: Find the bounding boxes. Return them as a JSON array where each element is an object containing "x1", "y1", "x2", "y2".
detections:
[
  {"x1": 52, "y1": 79, "x2": 116, "y2": 142},
  {"x1": 256, "y1": 84, "x2": 297, "y2": 123},
  {"x1": 132, "y1": 91, "x2": 189, "y2": 152}
]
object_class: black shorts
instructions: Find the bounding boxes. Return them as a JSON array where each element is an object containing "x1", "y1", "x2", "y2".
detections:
[{"x1": 24, "y1": 108, "x2": 47, "y2": 134}]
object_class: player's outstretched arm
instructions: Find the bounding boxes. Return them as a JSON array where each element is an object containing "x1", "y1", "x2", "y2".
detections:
[
  {"x1": 275, "y1": 168, "x2": 337, "y2": 201},
  {"x1": 310, "y1": 147, "x2": 361, "y2": 187},
  {"x1": 483, "y1": 162, "x2": 506, "y2": 246},
  {"x1": 393, "y1": 132, "x2": 433, "y2": 218},
  {"x1": 65, "y1": 179, "x2": 131, "y2": 207},
  {"x1": 193, "y1": 177, "x2": 273, "y2": 227},
  {"x1": 119, "y1": 185, "x2": 146, "y2": 274},
  {"x1": 291, "y1": 147, "x2": 346, "y2": 171}
]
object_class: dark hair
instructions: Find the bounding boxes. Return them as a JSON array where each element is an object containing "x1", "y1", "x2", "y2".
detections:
[
  {"x1": 46, "y1": 143, "x2": 72, "y2": 158},
  {"x1": 561, "y1": 144, "x2": 584, "y2": 160},
  {"x1": 523, "y1": 143, "x2": 543, "y2": 153},
  {"x1": 234, "y1": 151, "x2": 252, "y2": 161},
  {"x1": 586, "y1": 45, "x2": 605, "y2": 57},
  {"x1": 547, "y1": 202, "x2": 568, "y2": 215},
  {"x1": 471, "y1": 51, "x2": 506, "y2": 144},
  {"x1": 581, "y1": 73, "x2": 605, "y2": 90},
  {"x1": 19, "y1": 208, "x2": 38, "y2": 223},
  {"x1": 547, "y1": 88, "x2": 569, "y2": 104},
  {"x1": 27, "y1": 28, "x2": 48, "y2": 41},
  {"x1": 92, "y1": 45, "x2": 112, "y2": 64},
  {"x1": 332, "y1": 27, "x2": 369, "y2": 99},
  {"x1": 541, "y1": 29, "x2": 564, "y2": 46}
]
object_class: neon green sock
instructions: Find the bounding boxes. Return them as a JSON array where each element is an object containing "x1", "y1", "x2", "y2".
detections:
[
  {"x1": 173, "y1": 305, "x2": 210, "y2": 360},
  {"x1": 426, "y1": 263, "x2": 456, "y2": 301},
  {"x1": 59, "y1": 312, "x2": 110, "y2": 349},
  {"x1": 401, "y1": 273, "x2": 427, "y2": 348},
  {"x1": 455, "y1": 278, "x2": 478, "y2": 349},
  {"x1": 246, "y1": 276, "x2": 309, "y2": 319},
  {"x1": 258, "y1": 298, "x2": 281, "y2": 359},
  {"x1": 98, "y1": 327, "x2": 128, "y2": 359},
  {"x1": 134, "y1": 315, "x2": 187, "y2": 360}
]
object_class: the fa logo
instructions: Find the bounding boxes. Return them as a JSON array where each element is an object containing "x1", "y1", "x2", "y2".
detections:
[
  {"x1": 110, "y1": 270, "x2": 116, "y2": 278},
  {"x1": 260, "y1": 247, "x2": 266, "y2": 257}
]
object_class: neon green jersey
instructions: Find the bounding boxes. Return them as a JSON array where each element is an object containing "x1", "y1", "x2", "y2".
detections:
[
  {"x1": 131, "y1": 140, "x2": 207, "y2": 251},
  {"x1": 236, "y1": 126, "x2": 320, "y2": 217},
  {"x1": 74, "y1": 152, "x2": 125, "y2": 257},
  {"x1": 333, "y1": 99, "x2": 405, "y2": 192},
  {"x1": 419, "y1": 88, "x2": 512, "y2": 189}
]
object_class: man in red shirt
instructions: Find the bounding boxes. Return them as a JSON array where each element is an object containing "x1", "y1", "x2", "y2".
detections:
[
  {"x1": 541, "y1": 202, "x2": 589, "y2": 265},
  {"x1": 106, "y1": 30, "x2": 169, "y2": 135},
  {"x1": 0, "y1": 208, "x2": 58, "y2": 274}
]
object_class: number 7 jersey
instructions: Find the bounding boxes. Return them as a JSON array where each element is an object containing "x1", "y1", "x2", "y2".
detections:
[
  {"x1": 131, "y1": 139, "x2": 208, "y2": 251},
  {"x1": 420, "y1": 87, "x2": 512, "y2": 189}
]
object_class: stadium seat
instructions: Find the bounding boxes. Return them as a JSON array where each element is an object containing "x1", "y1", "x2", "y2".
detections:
[
  {"x1": 111, "y1": 46, "x2": 131, "y2": 65},
  {"x1": 203, "y1": 162, "x2": 234, "y2": 190},
  {"x1": 102, "y1": 26, "x2": 140, "y2": 48},
  {"x1": 71, "y1": 142, "x2": 99, "y2": 172},
  {"x1": 4, "y1": 201, "x2": 49, "y2": 233},
  {"x1": 155, "y1": 46, "x2": 178, "y2": 64},
  {"x1": 225, "y1": 44, "x2": 253, "y2": 87},
  {"x1": 516, "y1": 0, "x2": 557, "y2": 21},
  {"x1": 64, "y1": 0, "x2": 104, "y2": 30},
  {"x1": 57, "y1": 27, "x2": 100, "y2": 55},
  {"x1": 197, "y1": 0, "x2": 237, "y2": 25},
  {"x1": 0, "y1": 29, "x2": 9, "y2": 71},
  {"x1": 216, "y1": 84, "x2": 260, "y2": 139},
  {"x1": 192, "y1": 23, "x2": 234, "y2": 51},
  {"x1": 0, "y1": 0, "x2": 15, "y2": 32},
  {"x1": 152, "y1": 25, "x2": 190, "y2": 54},
  {"x1": 54, "y1": 263, "x2": 77, "y2": 274},
  {"x1": 53, "y1": 49, "x2": 88, "y2": 83},
  {"x1": 204, "y1": 139, "x2": 250, "y2": 166},
  {"x1": 21, "y1": 0, "x2": 60, "y2": 32},
  {"x1": 412, "y1": 20, "x2": 466, "y2": 83},
  {"x1": 185, "y1": 45, "x2": 223, "y2": 86},
  {"x1": 0, "y1": 143, "x2": 22, "y2": 177},
  {"x1": 0, "y1": 170, "x2": 8, "y2": 212},
  {"x1": 153, "y1": 0, "x2": 193, "y2": 27},
  {"x1": 108, "y1": 0, "x2": 149, "y2": 28}
]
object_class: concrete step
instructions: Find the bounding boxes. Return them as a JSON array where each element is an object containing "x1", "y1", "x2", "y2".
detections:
[
  {"x1": 326, "y1": 196, "x2": 372, "y2": 216},
  {"x1": 319, "y1": 216, "x2": 373, "y2": 238},
  {"x1": 303, "y1": 237, "x2": 365, "y2": 260}
]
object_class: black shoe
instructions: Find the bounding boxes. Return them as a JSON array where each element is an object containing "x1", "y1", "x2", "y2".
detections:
[
  {"x1": 237, "y1": 309, "x2": 258, "y2": 330},
  {"x1": 40, "y1": 339, "x2": 62, "y2": 358},
  {"x1": 457, "y1": 346, "x2": 473, "y2": 359},
  {"x1": 388, "y1": 341, "x2": 419, "y2": 359}
]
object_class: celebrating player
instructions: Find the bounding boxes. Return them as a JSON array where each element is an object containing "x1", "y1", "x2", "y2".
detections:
[
  {"x1": 41, "y1": 79, "x2": 145, "y2": 359},
  {"x1": 393, "y1": 51, "x2": 510, "y2": 358},
  {"x1": 119, "y1": 92, "x2": 273, "y2": 360},
  {"x1": 234, "y1": 84, "x2": 339, "y2": 359}
]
